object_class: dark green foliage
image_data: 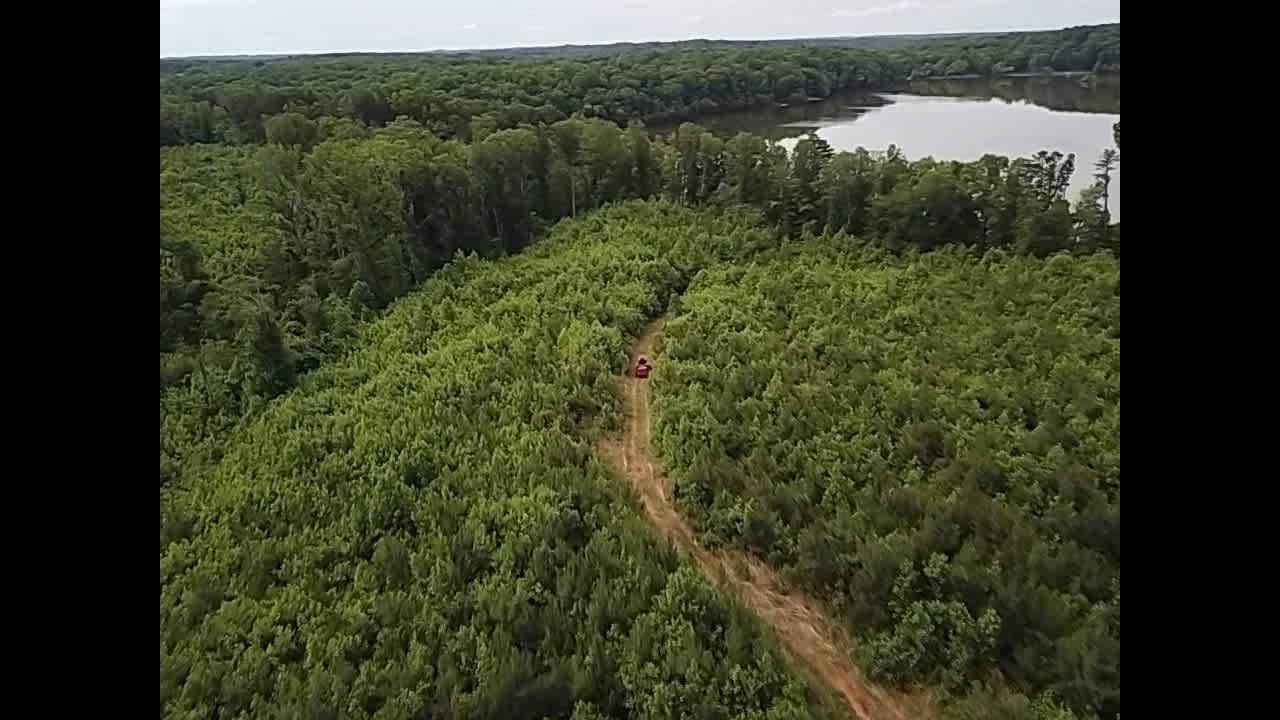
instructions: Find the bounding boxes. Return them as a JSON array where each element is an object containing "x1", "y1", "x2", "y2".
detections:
[
  {"x1": 873, "y1": 171, "x2": 983, "y2": 250},
  {"x1": 264, "y1": 112, "x2": 320, "y2": 150},
  {"x1": 653, "y1": 240, "x2": 1120, "y2": 718},
  {"x1": 160, "y1": 45, "x2": 905, "y2": 147},
  {"x1": 943, "y1": 683, "x2": 1079, "y2": 720},
  {"x1": 160, "y1": 203, "x2": 820, "y2": 719},
  {"x1": 159, "y1": 25, "x2": 1117, "y2": 148},
  {"x1": 159, "y1": 238, "x2": 209, "y2": 356},
  {"x1": 892, "y1": 24, "x2": 1117, "y2": 79}
]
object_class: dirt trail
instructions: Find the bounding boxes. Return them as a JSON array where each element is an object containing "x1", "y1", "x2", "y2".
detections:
[{"x1": 599, "y1": 322, "x2": 919, "y2": 720}]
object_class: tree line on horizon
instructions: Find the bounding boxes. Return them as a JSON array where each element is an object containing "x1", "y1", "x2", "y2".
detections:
[{"x1": 160, "y1": 24, "x2": 1118, "y2": 147}]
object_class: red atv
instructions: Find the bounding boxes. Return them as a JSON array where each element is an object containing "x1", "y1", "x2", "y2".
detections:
[{"x1": 634, "y1": 357, "x2": 651, "y2": 379}]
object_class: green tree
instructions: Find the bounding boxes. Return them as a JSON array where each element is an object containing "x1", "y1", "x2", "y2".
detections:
[
  {"x1": 1016, "y1": 198, "x2": 1074, "y2": 256},
  {"x1": 264, "y1": 112, "x2": 320, "y2": 150},
  {"x1": 1093, "y1": 148, "x2": 1119, "y2": 223},
  {"x1": 1072, "y1": 182, "x2": 1109, "y2": 251},
  {"x1": 821, "y1": 148, "x2": 878, "y2": 235},
  {"x1": 788, "y1": 133, "x2": 835, "y2": 232},
  {"x1": 237, "y1": 308, "x2": 297, "y2": 399},
  {"x1": 873, "y1": 170, "x2": 983, "y2": 250}
]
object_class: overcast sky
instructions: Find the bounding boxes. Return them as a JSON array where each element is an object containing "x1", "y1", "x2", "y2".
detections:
[{"x1": 160, "y1": 0, "x2": 1119, "y2": 58}]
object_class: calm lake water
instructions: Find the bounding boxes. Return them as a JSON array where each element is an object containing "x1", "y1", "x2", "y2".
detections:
[{"x1": 670, "y1": 76, "x2": 1121, "y2": 219}]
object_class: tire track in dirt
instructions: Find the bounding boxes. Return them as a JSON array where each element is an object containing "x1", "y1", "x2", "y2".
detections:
[{"x1": 598, "y1": 321, "x2": 920, "y2": 720}]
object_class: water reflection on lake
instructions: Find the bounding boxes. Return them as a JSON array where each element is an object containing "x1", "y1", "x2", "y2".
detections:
[{"x1": 661, "y1": 76, "x2": 1120, "y2": 219}]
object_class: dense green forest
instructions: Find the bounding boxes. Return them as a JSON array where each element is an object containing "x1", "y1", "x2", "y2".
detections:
[
  {"x1": 161, "y1": 115, "x2": 1119, "y2": 490},
  {"x1": 160, "y1": 24, "x2": 1117, "y2": 146},
  {"x1": 161, "y1": 201, "x2": 1120, "y2": 720},
  {"x1": 161, "y1": 203, "x2": 835, "y2": 719},
  {"x1": 652, "y1": 242, "x2": 1119, "y2": 718},
  {"x1": 161, "y1": 24, "x2": 1120, "y2": 720}
]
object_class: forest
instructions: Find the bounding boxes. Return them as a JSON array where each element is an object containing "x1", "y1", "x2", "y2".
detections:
[
  {"x1": 161, "y1": 203, "x2": 833, "y2": 719},
  {"x1": 652, "y1": 242, "x2": 1119, "y2": 719},
  {"x1": 160, "y1": 24, "x2": 1117, "y2": 147},
  {"x1": 161, "y1": 116, "x2": 1120, "y2": 489},
  {"x1": 891, "y1": 24, "x2": 1118, "y2": 79},
  {"x1": 161, "y1": 23, "x2": 1120, "y2": 720}
]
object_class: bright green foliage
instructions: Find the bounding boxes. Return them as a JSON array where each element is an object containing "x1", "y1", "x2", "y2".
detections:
[
  {"x1": 160, "y1": 144, "x2": 277, "y2": 281},
  {"x1": 652, "y1": 239, "x2": 1120, "y2": 718},
  {"x1": 161, "y1": 112, "x2": 1115, "y2": 499},
  {"x1": 620, "y1": 566, "x2": 814, "y2": 720},
  {"x1": 160, "y1": 202, "x2": 818, "y2": 719},
  {"x1": 160, "y1": 118, "x2": 669, "y2": 484}
]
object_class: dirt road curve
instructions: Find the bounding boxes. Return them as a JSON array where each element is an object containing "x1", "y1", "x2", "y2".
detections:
[{"x1": 598, "y1": 322, "x2": 918, "y2": 720}]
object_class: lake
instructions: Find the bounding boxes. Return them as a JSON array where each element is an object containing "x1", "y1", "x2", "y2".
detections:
[{"x1": 667, "y1": 76, "x2": 1120, "y2": 219}]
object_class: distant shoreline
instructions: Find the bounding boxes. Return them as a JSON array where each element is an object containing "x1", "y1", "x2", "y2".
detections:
[
  {"x1": 160, "y1": 23, "x2": 1120, "y2": 63},
  {"x1": 919, "y1": 70, "x2": 1118, "y2": 81}
]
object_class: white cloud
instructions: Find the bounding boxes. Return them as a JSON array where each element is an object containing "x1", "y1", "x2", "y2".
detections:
[
  {"x1": 524, "y1": 24, "x2": 546, "y2": 32},
  {"x1": 831, "y1": 1, "x2": 922, "y2": 17},
  {"x1": 686, "y1": 15, "x2": 703, "y2": 23},
  {"x1": 458, "y1": 23, "x2": 479, "y2": 30}
]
